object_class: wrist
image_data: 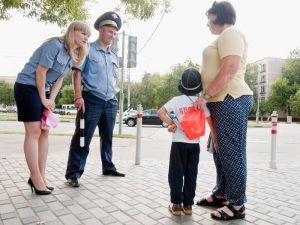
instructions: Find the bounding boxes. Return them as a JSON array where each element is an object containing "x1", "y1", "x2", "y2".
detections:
[
  {"x1": 202, "y1": 92, "x2": 211, "y2": 101},
  {"x1": 168, "y1": 121, "x2": 175, "y2": 126},
  {"x1": 74, "y1": 96, "x2": 83, "y2": 102}
]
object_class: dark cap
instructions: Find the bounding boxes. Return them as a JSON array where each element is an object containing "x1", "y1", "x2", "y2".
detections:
[
  {"x1": 94, "y1": 11, "x2": 122, "y2": 31},
  {"x1": 178, "y1": 68, "x2": 202, "y2": 96}
]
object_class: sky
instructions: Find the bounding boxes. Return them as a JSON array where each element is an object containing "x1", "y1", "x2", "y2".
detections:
[{"x1": 0, "y1": 0, "x2": 299, "y2": 82}]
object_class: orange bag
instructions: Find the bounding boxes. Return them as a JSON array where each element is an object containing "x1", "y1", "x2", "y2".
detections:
[{"x1": 180, "y1": 106, "x2": 206, "y2": 140}]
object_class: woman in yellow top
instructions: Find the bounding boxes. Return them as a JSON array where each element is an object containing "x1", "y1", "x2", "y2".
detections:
[{"x1": 195, "y1": 1, "x2": 253, "y2": 220}]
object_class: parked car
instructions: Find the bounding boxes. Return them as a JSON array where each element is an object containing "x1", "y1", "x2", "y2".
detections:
[
  {"x1": 122, "y1": 108, "x2": 138, "y2": 120},
  {"x1": 61, "y1": 104, "x2": 77, "y2": 115},
  {"x1": 6, "y1": 106, "x2": 17, "y2": 113},
  {"x1": 123, "y1": 109, "x2": 168, "y2": 127}
]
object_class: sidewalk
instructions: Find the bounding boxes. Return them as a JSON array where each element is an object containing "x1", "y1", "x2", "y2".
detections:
[{"x1": 1, "y1": 124, "x2": 300, "y2": 225}]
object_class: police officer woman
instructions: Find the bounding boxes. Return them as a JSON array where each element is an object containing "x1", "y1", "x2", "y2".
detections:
[{"x1": 14, "y1": 21, "x2": 90, "y2": 195}]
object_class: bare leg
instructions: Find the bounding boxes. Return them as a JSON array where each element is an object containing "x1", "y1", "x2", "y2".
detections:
[
  {"x1": 38, "y1": 129, "x2": 49, "y2": 186},
  {"x1": 23, "y1": 122, "x2": 46, "y2": 190}
]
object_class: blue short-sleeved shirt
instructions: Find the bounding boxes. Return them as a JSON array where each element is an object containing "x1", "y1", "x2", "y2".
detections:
[
  {"x1": 76, "y1": 40, "x2": 119, "y2": 101},
  {"x1": 16, "y1": 38, "x2": 71, "y2": 91}
]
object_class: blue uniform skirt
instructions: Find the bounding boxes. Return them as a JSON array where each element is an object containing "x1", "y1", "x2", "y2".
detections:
[
  {"x1": 14, "y1": 82, "x2": 49, "y2": 122},
  {"x1": 207, "y1": 95, "x2": 253, "y2": 205}
]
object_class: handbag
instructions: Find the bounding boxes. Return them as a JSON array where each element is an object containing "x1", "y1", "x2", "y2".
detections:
[
  {"x1": 41, "y1": 109, "x2": 59, "y2": 130},
  {"x1": 180, "y1": 106, "x2": 206, "y2": 140}
]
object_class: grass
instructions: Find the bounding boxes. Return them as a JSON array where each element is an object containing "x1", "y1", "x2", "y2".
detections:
[
  {"x1": 0, "y1": 131, "x2": 136, "y2": 139},
  {"x1": 247, "y1": 121, "x2": 271, "y2": 127},
  {"x1": 0, "y1": 113, "x2": 76, "y2": 122}
]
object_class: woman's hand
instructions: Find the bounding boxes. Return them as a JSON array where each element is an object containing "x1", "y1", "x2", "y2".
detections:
[
  {"x1": 194, "y1": 97, "x2": 207, "y2": 109},
  {"x1": 213, "y1": 137, "x2": 218, "y2": 153},
  {"x1": 74, "y1": 97, "x2": 85, "y2": 112},
  {"x1": 41, "y1": 98, "x2": 55, "y2": 111}
]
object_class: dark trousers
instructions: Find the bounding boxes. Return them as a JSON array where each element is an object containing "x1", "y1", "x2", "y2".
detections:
[
  {"x1": 65, "y1": 91, "x2": 117, "y2": 179},
  {"x1": 168, "y1": 142, "x2": 200, "y2": 205}
]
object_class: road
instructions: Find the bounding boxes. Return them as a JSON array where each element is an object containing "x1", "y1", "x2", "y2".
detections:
[{"x1": 0, "y1": 121, "x2": 299, "y2": 165}]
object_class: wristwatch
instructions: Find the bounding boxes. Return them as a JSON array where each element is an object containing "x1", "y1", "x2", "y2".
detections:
[{"x1": 202, "y1": 92, "x2": 211, "y2": 100}]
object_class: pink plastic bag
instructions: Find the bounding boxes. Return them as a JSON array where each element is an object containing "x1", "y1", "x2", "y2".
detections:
[
  {"x1": 41, "y1": 109, "x2": 59, "y2": 130},
  {"x1": 180, "y1": 106, "x2": 206, "y2": 140}
]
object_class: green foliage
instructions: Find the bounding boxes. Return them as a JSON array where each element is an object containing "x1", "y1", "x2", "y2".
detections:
[
  {"x1": 244, "y1": 64, "x2": 258, "y2": 115},
  {"x1": 244, "y1": 64, "x2": 258, "y2": 94},
  {"x1": 119, "y1": 0, "x2": 171, "y2": 20},
  {"x1": 0, "y1": 0, "x2": 171, "y2": 27},
  {"x1": 282, "y1": 49, "x2": 300, "y2": 84},
  {"x1": 0, "y1": 80, "x2": 15, "y2": 106},
  {"x1": 267, "y1": 78, "x2": 299, "y2": 115},
  {"x1": 122, "y1": 59, "x2": 199, "y2": 110},
  {"x1": 289, "y1": 88, "x2": 300, "y2": 115},
  {"x1": 265, "y1": 49, "x2": 300, "y2": 115},
  {"x1": 0, "y1": 0, "x2": 87, "y2": 27},
  {"x1": 259, "y1": 100, "x2": 277, "y2": 116},
  {"x1": 58, "y1": 84, "x2": 74, "y2": 107},
  {"x1": 55, "y1": 71, "x2": 72, "y2": 107}
]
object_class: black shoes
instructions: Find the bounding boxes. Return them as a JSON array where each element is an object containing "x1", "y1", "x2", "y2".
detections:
[
  {"x1": 66, "y1": 178, "x2": 80, "y2": 187},
  {"x1": 28, "y1": 178, "x2": 52, "y2": 195},
  {"x1": 47, "y1": 186, "x2": 54, "y2": 191},
  {"x1": 103, "y1": 170, "x2": 125, "y2": 177}
]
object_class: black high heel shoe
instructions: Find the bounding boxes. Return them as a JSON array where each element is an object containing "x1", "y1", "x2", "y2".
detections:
[
  {"x1": 46, "y1": 186, "x2": 54, "y2": 191},
  {"x1": 28, "y1": 178, "x2": 51, "y2": 195}
]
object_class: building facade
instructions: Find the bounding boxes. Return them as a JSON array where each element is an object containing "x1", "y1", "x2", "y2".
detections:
[{"x1": 250, "y1": 57, "x2": 286, "y2": 101}]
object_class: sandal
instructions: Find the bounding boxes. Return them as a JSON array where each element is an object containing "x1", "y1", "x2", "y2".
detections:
[
  {"x1": 211, "y1": 204, "x2": 245, "y2": 220},
  {"x1": 196, "y1": 194, "x2": 226, "y2": 207}
]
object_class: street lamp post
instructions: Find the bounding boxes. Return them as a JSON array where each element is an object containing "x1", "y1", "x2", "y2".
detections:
[
  {"x1": 256, "y1": 66, "x2": 260, "y2": 123},
  {"x1": 256, "y1": 82, "x2": 260, "y2": 123},
  {"x1": 118, "y1": 30, "x2": 126, "y2": 135}
]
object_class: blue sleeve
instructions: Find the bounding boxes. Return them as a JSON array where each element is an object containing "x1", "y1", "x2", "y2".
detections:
[
  {"x1": 39, "y1": 39, "x2": 60, "y2": 69},
  {"x1": 71, "y1": 56, "x2": 87, "y2": 72}
]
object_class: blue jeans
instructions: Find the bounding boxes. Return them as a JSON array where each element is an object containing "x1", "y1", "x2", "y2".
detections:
[{"x1": 65, "y1": 91, "x2": 117, "y2": 179}]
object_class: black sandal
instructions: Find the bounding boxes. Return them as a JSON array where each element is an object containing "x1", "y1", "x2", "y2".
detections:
[
  {"x1": 196, "y1": 194, "x2": 226, "y2": 207},
  {"x1": 211, "y1": 204, "x2": 245, "y2": 220}
]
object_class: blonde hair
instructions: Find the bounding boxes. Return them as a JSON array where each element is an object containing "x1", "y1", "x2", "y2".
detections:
[{"x1": 61, "y1": 21, "x2": 91, "y2": 66}]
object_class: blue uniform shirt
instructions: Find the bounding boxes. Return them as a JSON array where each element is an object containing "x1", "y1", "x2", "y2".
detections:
[
  {"x1": 79, "y1": 40, "x2": 119, "y2": 101},
  {"x1": 16, "y1": 38, "x2": 71, "y2": 91}
]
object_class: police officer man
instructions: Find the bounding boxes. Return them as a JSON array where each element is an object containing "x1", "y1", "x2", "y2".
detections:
[{"x1": 65, "y1": 11, "x2": 125, "y2": 187}]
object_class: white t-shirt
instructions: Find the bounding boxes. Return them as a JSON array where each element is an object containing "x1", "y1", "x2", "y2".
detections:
[{"x1": 164, "y1": 95, "x2": 210, "y2": 143}]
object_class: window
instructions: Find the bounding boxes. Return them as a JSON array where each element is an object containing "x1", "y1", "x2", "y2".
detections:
[{"x1": 260, "y1": 64, "x2": 266, "y2": 72}]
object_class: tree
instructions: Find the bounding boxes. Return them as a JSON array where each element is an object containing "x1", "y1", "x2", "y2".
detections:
[
  {"x1": 118, "y1": 0, "x2": 171, "y2": 20},
  {"x1": 0, "y1": 0, "x2": 171, "y2": 27},
  {"x1": 282, "y1": 49, "x2": 300, "y2": 84},
  {"x1": 244, "y1": 64, "x2": 258, "y2": 93},
  {"x1": 0, "y1": 80, "x2": 14, "y2": 106},
  {"x1": 289, "y1": 88, "x2": 300, "y2": 115},
  {"x1": 244, "y1": 64, "x2": 258, "y2": 115},
  {"x1": 0, "y1": 0, "x2": 87, "y2": 27},
  {"x1": 267, "y1": 78, "x2": 299, "y2": 115},
  {"x1": 58, "y1": 84, "x2": 74, "y2": 107}
]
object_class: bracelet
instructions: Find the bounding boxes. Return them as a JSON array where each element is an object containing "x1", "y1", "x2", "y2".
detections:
[
  {"x1": 202, "y1": 92, "x2": 211, "y2": 101},
  {"x1": 73, "y1": 96, "x2": 83, "y2": 102}
]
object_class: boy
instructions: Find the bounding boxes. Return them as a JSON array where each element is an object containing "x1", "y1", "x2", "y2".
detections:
[{"x1": 157, "y1": 68, "x2": 217, "y2": 216}]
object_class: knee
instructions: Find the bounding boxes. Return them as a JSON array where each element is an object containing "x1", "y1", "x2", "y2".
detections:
[
  {"x1": 40, "y1": 129, "x2": 49, "y2": 138},
  {"x1": 25, "y1": 128, "x2": 42, "y2": 139}
]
